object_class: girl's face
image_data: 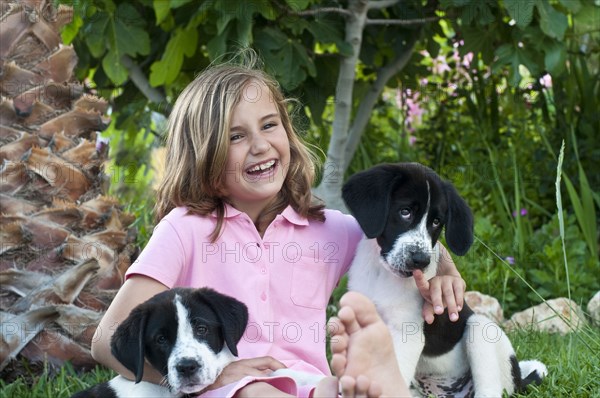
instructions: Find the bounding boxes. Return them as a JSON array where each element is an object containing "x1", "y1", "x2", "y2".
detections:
[{"x1": 222, "y1": 82, "x2": 291, "y2": 219}]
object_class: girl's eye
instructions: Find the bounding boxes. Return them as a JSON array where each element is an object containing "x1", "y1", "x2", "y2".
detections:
[
  {"x1": 263, "y1": 122, "x2": 276, "y2": 130},
  {"x1": 230, "y1": 134, "x2": 243, "y2": 141},
  {"x1": 400, "y1": 208, "x2": 411, "y2": 218}
]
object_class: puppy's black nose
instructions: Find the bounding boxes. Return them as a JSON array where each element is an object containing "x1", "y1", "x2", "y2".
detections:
[
  {"x1": 176, "y1": 359, "x2": 201, "y2": 377},
  {"x1": 409, "y1": 251, "x2": 430, "y2": 269}
]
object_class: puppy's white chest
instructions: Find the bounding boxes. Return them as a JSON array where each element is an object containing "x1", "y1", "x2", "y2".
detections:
[{"x1": 108, "y1": 376, "x2": 174, "y2": 397}]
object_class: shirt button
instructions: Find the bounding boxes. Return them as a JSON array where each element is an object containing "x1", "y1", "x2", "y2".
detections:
[
  {"x1": 261, "y1": 268, "x2": 267, "y2": 274},
  {"x1": 260, "y1": 292, "x2": 267, "y2": 301}
]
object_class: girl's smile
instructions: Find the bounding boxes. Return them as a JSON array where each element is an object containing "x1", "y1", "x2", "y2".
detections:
[{"x1": 245, "y1": 159, "x2": 278, "y2": 179}]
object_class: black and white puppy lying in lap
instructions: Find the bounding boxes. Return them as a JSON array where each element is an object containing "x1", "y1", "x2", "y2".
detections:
[
  {"x1": 71, "y1": 287, "x2": 248, "y2": 398},
  {"x1": 342, "y1": 163, "x2": 547, "y2": 397}
]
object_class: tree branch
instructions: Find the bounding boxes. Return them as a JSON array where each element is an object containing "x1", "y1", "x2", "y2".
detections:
[
  {"x1": 366, "y1": 16, "x2": 440, "y2": 25},
  {"x1": 367, "y1": 0, "x2": 400, "y2": 10},
  {"x1": 343, "y1": 36, "x2": 419, "y2": 171},
  {"x1": 120, "y1": 55, "x2": 172, "y2": 114},
  {"x1": 292, "y1": 7, "x2": 352, "y2": 18},
  {"x1": 313, "y1": 0, "x2": 369, "y2": 210}
]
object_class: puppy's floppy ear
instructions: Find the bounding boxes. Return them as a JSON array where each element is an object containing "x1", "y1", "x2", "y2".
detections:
[
  {"x1": 342, "y1": 164, "x2": 402, "y2": 238},
  {"x1": 197, "y1": 288, "x2": 248, "y2": 357},
  {"x1": 111, "y1": 306, "x2": 148, "y2": 383},
  {"x1": 443, "y1": 181, "x2": 473, "y2": 256}
]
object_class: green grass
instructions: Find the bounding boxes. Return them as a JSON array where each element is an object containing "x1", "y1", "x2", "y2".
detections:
[
  {"x1": 0, "y1": 363, "x2": 114, "y2": 398},
  {"x1": 2, "y1": 327, "x2": 599, "y2": 397},
  {"x1": 510, "y1": 328, "x2": 600, "y2": 398}
]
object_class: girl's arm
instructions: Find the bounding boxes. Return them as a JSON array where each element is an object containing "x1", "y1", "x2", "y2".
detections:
[
  {"x1": 94, "y1": 275, "x2": 287, "y2": 392},
  {"x1": 414, "y1": 244, "x2": 466, "y2": 324},
  {"x1": 91, "y1": 275, "x2": 169, "y2": 384}
]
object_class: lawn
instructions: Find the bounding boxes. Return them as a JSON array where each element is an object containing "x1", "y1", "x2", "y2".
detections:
[{"x1": 2, "y1": 328, "x2": 599, "y2": 397}]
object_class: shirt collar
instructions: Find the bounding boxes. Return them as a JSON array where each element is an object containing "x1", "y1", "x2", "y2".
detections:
[
  {"x1": 222, "y1": 202, "x2": 243, "y2": 218},
  {"x1": 280, "y1": 205, "x2": 309, "y2": 226},
  {"x1": 211, "y1": 203, "x2": 309, "y2": 226}
]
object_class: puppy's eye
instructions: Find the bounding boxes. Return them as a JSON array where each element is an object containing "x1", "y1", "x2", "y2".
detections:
[
  {"x1": 194, "y1": 325, "x2": 208, "y2": 337},
  {"x1": 156, "y1": 335, "x2": 168, "y2": 345},
  {"x1": 399, "y1": 208, "x2": 411, "y2": 218},
  {"x1": 432, "y1": 218, "x2": 441, "y2": 227}
]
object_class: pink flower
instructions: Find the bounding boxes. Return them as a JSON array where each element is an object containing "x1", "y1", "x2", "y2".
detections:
[
  {"x1": 96, "y1": 134, "x2": 110, "y2": 153},
  {"x1": 539, "y1": 74, "x2": 552, "y2": 88},
  {"x1": 432, "y1": 55, "x2": 451, "y2": 75},
  {"x1": 405, "y1": 92, "x2": 424, "y2": 127},
  {"x1": 512, "y1": 208, "x2": 528, "y2": 217},
  {"x1": 505, "y1": 256, "x2": 515, "y2": 265},
  {"x1": 462, "y1": 52, "x2": 474, "y2": 69}
]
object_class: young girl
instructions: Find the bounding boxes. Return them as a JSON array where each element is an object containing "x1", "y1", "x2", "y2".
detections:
[{"x1": 91, "y1": 53, "x2": 465, "y2": 397}]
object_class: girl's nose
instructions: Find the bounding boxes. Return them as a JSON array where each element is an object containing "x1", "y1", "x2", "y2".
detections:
[{"x1": 250, "y1": 134, "x2": 271, "y2": 154}]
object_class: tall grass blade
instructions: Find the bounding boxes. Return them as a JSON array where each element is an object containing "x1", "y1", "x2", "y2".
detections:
[{"x1": 555, "y1": 141, "x2": 572, "y2": 305}]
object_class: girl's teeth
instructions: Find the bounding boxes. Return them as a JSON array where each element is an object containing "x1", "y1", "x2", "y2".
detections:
[{"x1": 249, "y1": 160, "x2": 275, "y2": 173}]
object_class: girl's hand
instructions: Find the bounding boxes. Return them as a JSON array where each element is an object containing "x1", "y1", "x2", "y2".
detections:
[
  {"x1": 204, "y1": 356, "x2": 287, "y2": 391},
  {"x1": 413, "y1": 270, "x2": 466, "y2": 325}
]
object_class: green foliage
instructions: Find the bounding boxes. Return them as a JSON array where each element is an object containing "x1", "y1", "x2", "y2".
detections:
[
  {"x1": 508, "y1": 329, "x2": 600, "y2": 397},
  {"x1": 0, "y1": 363, "x2": 114, "y2": 398},
  {"x1": 401, "y1": 2, "x2": 600, "y2": 314},
  {"x1": 3, "y1": 331, "x2": 599, "y2": 397}
]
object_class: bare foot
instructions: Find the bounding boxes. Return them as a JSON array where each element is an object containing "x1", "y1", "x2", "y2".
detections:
[
  {"x1": 340, "y1": 374, "x2": 382, "y2": 397},
  {"x1": 329, "y1": 291, "x2": 410, "y2": 397},
  {"x1": 312, "y1": 376, "x2": 338, "y2": 397},
  {"x1": 313, "y1": 374, "x2": 382, "y2": 398}
]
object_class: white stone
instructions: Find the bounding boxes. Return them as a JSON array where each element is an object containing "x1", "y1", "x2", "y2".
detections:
[
  {"x1": 506, "y1": 298, "x2": 587, "y2": 335},
  {"x1": 587, "y1": 291, "x2": 600, "y2": 327},
  {"x1": 464, "y1": 291, "x2": 504, "y2": 323}
]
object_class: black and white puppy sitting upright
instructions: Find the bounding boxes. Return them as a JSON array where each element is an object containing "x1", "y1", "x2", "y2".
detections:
[
  {"x1": 72, "y1": 287, "x2": 248, "y2": 398},
  {"x1": 342, "y1": 163, "x2": 547, "y2": 397}
]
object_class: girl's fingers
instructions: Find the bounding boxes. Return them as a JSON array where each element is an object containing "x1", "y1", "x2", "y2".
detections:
[
  {"x1": 453, "y1": 277, "x2": 466, "y2": 311},
  {"x1": 442, "y1": 282, "x2": 459, "y2": 322},
  {"x1": 428, "y1": 277, "x2": 444, "y2": 314},
  {"x1": 413, "y1": 270, "x2": 430, "y2": 302},
  {"x1": 421, "y1": 301, "x2": 435, "y2": 325}
]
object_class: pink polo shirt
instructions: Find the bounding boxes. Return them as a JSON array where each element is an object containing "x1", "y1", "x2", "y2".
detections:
[{"x1": 126, "y1": 204, "x2": 363, "y2": 391}]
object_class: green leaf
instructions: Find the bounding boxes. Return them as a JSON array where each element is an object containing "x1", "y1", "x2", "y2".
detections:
[
  {"x1": 461, "y1": 25, "x2": 497, "y2": 63},
  {"x1": 307, "y1": 18, "x2": 345, "y2": 46},
  {"x1": 255, "y1": 28, "x2": 313, "y2": 90},
  {"x1": 110, "y1": 3, "x2": 150, "y2": 57},
  {"x1": 504, "y1": 0, "x2": 534, "y2": 28},
  {"x1": 102, "y1": 49, "x2": 128, "y2": 85},
  {"x1": 153, "y1": 0, "x2": 170, "y2": 25},
  {"x1": 493, "y1": 43, "x2": 541, "y2": 86},
  {"x1": 250, "y1": 0, "x2": 278, "y2": 20},
  {"x1": 535, "y1": 0, "x2": 568, "y2": 40},
  {"x1": 285, "y1": 0, "x2": 310, "y2": 11},
  {"x1": 206, "y1": 23, "x2": 231, "y2": 61},
  {"x1": 544, "y1": 41, "x2": 566, "y2": 75},
  {"x1": 62, "y1": 14, "x2": 83, "y2": 44},
  {"x1": 216, "y1": 9, "x2": 236, "y2": 35},
  {"x1": 150, "y1": 27, "x2": 198, "y2": 86},
  {"x1": 460, "y1": 1, "x2": 495, "y2": 25},
  {"x1": 85, "y1": 12, "x2": 109, "y2": 57},
  {"x1": 235, "y1": 17, "x2": 254, "y2": 47},
  {"x1": 255, "y1": 27, "x2": 288, "y2": 51},
  {"x1": 558, "y1": 0, "x2": 582, "y2": 14}
]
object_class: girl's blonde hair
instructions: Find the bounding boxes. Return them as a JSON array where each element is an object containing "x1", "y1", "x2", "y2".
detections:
[{"x1": 155, "y1": 52, "x2": 324, "y2": 240}]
